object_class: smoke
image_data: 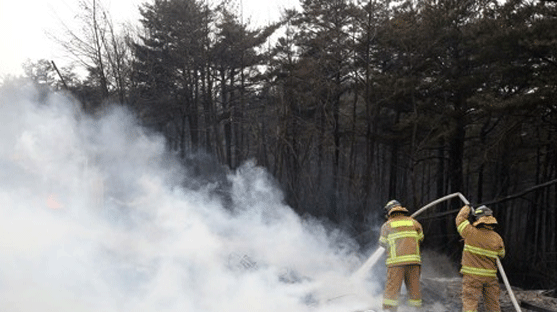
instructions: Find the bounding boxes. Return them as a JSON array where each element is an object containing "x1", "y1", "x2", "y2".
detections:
[{"x1": 0, "y1": 84, "x2": 381, "y2": 312}]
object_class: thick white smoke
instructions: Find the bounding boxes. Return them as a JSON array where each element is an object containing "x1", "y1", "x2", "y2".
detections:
[{"x1": 0, "y1": 83, "x2": 382, "y2": 312}]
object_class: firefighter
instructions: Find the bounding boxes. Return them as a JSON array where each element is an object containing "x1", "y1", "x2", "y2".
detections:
[
  {"x1": 379, "y1": 200, "x2": 424, "y2": 311},
  {"x1": 456, "y1": 204, "x2": 505, "y2": 312}
]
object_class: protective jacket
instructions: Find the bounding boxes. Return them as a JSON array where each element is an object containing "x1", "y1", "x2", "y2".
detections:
[
  {"x1": 456, "y1": 205, "x2": 505, "y2": 277},
  {"x1": 379, "y1": 214, "x2": 424, "y2": 267}
]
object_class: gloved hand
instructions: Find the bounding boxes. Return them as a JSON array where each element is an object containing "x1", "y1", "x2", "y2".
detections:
[
  {"x1": 462, "y1": 204, "x2": 472, "y2": 213},
  {"x1": 468, "y1": 205, "x2": 476, "y2": 216},
  {"x1": 465, "y1": 205, "x2": 476, "y2": 223}
]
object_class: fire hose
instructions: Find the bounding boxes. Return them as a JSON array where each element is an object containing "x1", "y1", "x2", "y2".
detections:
[{"x1": 351, "y1": 192, "x2": 522, "y2": 312}]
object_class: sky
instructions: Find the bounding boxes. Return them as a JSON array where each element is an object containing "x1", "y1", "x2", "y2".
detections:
[
  {"x1": 0, "y1": 81, "x2": 389, "y2": 311},
  {"x1": 0, "y1": 0, "x2": 298, "y2": 78}
]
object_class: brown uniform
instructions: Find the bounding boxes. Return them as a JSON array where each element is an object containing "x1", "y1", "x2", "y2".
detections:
[
  {"x1": 456, "y1": 205, "x2": 505, "y2": 312},
  {"x1": 379, "y1": 214, "x2": 424, "y2": 311}
]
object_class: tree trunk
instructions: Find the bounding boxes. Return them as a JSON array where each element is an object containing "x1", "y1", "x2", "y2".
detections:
[
  {"x1": 221, "y1": 68, "x2": 232, "y2": 168},
  {"x1": 188, "y1": 71, "x2": 199, "y2": 153}
]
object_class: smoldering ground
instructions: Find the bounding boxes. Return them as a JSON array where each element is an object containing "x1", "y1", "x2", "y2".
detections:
[{"x1": 0, "y1": 83, "x2": 385, "y2": 312}]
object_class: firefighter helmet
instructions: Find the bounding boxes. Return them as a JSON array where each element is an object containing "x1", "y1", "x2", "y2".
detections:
[
  {"x1": 384, "y1": 199, "x2": 408, "y2": 216},
  {"x1": 473, "y1": 205, "x2": 498, "y2": 226}
]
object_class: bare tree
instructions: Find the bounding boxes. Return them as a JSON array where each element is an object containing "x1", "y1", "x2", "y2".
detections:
[{"x1": 51, "y1": 0, "x2": 133, "y2": 106}]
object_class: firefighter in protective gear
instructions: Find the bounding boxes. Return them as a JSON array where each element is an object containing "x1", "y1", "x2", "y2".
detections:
[
  {"x1": 456, "y1": 205, "x2": 505, "y2": 312},
  {"x1": 379, "y1": 200, "x2": 424, "y2": 311}
]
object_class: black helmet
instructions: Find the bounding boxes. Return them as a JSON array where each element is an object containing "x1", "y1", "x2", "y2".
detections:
[
  {"x1": 473, "y1": 205, "x2": 498, "y2": 226},
  {"x1": 473, "y1": 205, "x2": 493, "y2": 217},
  {"x1": 384, "y1": 199, "x2": 408, "y2": 216}
]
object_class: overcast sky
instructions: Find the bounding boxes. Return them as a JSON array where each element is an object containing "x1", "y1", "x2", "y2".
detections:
[{"x1": 0, "y1": 0, "x2": 297, "y2": 78}]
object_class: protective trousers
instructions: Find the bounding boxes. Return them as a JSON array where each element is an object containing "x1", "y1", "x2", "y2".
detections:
[
  {"x1": 383, "y1": 265, "x2": 422, "y2": 311},
  {"x1": 461, "y1": 275, "x2": 501, "y2": 312}
]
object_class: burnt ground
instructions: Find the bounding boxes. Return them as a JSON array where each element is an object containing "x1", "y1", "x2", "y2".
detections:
[
  {"x1": 418, "y1": 253, "x2": 557, "y2": 312},
  {"x1": 421, "y1": 276, "x2": 557, "y2": 312},
  {"x1": 421, "y1": 277, "x2": 557, "y2": 311}
]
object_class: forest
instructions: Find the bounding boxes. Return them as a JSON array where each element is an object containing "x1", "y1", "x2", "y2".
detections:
[{"x1": 1, "y1": 0, "x2": 556, "y2": 291}]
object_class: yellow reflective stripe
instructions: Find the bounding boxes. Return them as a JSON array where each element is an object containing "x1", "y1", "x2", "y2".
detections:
[
  {"x1": 464, "y1": 244, "x2": 500, "y2": 258},
  {"x1": 391, "y1": 220, "x2": 414, "y2": 228},
  {"x1": 387, "y1": 231, "x2": 420, "y2": 240},
  {"x1": 379, "y1": 236, "x2": 387, "y2": 244},
  {"x1": 389, "y1": 243, "x2": 396, "y2": 259},
  {"x1": 383, "y1": 298, "x2": 399, "y2": 306},
  {"x1": 407, "y1": 299, "x2": 422, "y2": 307},
  {"x1": 386, "y1": 254, "x2": 421, "y2": 265},
  {"x1": 461, "y1": 265, "x2": 497, "y2": 277},
  {"x1": 385, "y1": 230, "x2": 422, "y2": 264},
  {"x1": 458, "y1": 220, "x2": 470, "y2": 234},
  {"x1": 499, "y1": 249, "x2": 506, "y2": 258}
]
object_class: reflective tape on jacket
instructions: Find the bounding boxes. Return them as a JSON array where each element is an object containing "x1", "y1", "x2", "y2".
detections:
[
  {"x1": 457, "y1": 220, "x2": 470, "y2": 234},
  {"x1": 384, "y1": 230, "x2": 422, "y2": 265},
  {"x1": 460, "y1": 265, "x2": 497, "y2": 277},
  {"x1": 379, "y1": 230, "x2": 423, "y2": 245},
  {"x1": 464, "y1": 244, "x2": 500, "y2": 258},
  {"x1": 387, "y1": 230, "x2": 422, "y2": 241},
  {"x1": 390, "y1": 220, "x2": 414, "y2": 228}
]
